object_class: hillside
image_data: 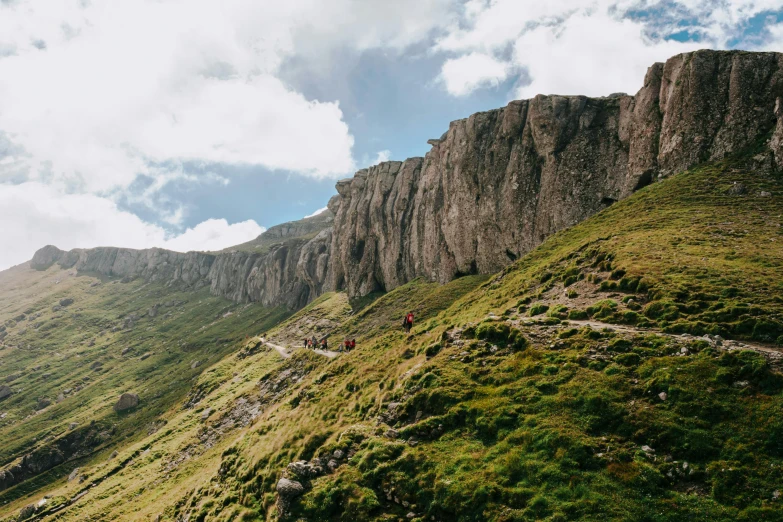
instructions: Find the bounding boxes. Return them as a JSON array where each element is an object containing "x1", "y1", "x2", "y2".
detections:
[{"x1": 0, "y1": 148, "x2": 781, "y2": 520}]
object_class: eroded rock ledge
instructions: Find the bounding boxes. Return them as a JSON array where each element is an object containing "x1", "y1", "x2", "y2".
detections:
[{"x1": 32, "y1": 50, "x2": 783, "y2": 308}]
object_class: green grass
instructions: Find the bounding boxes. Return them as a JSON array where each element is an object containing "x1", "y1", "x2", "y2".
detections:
[{"x1": 0, "y1": 263, "x2": 291, "y2": 514}]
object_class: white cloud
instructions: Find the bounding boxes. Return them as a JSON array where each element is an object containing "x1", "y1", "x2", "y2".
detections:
[
  {"x1": 434, "y1": 0, "x2": 783, "y2": 99},
  {"x1": 303, "y1": 207, "x2": 328, "y2": 219},
  {"x1": 0, "y1": 0, "x2": 363, "y2": 192},
  {"x1": 511, "y1": 11, "x2": 702, "y2": 98},
  {"x1": 0, "y1": 0, "x2": 455, "y2": 195},
  {"x1": 372, "y1": 150, "x2": 392, "y2": 165},
  {"x1": 163, "y1": 219, "x2": 265, "y2": 253},
  {"x1": 0, "y1": 182, "x2": 264, "y2": 270},
  {"x1": 440, "y1": 52, "x2": 510, "y2": 96}
]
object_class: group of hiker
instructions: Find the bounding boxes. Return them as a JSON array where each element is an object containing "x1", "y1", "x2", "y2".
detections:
[
  {"x1": 303, "y1": 336, "x2": 328, "y2": 351},
  {"x1": 298, "y1": 311, "x2": 414, "y2": 355},
  {"x1": 302, "y1": 336, "x2": 357, "y2": 352}
]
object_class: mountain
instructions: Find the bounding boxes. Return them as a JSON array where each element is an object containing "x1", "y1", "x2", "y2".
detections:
[
  {"x1": 0, "y1": 49, "x2": 781, "y2": 521},
  {"x1": 29, "y1": 208, "x2": 336, "y2": 310},
  {"x1": 32, "y1": 49, "x2": 783, "y2": 309}
]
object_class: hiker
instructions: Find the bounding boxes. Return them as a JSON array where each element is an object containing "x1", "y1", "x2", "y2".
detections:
[
  {"x1": 343, "y1": 339, "x2": 349, "y2": 352},
  {"x1": 311, "y1": 335, "x2": 317, "y2": 348},
  {"x1": 303, "y1": 338, "x2": 308, "y2": 349},
  {"x1": 306, "y1": 339, "x2": 312, "y2": 349},
  {"x1": 350, "y1": 339, "x2": 356, "y2": 350},
  {"x1": 403, "y1": 311, "x2": 414, "y2": 334}
]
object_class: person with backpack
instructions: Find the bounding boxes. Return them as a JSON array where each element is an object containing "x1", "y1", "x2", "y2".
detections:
[
  {"x1": 403, "y1": 311, "x2": 414, "y2": 334},
  {"x1": 350, "y1": 339, "x2": 356, "y2": 350}
]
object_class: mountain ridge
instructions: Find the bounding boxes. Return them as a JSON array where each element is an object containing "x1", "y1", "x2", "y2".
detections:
[{"x1": 29, "y1": 49, "x2": 783, "y2": 312}]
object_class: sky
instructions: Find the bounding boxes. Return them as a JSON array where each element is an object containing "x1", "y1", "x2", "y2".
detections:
[{"x1": 1, "y1": 0, "x2": 783, "y2": 270}]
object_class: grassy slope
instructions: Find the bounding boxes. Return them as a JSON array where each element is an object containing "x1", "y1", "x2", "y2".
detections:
[
  {"x1": 171, "y1": 157, "x2": 782, "y2": 522},
  {"x1": 0, "y1": 263, "x2": 291, "y2": 516},
  {"x1": 0, "y1": 155, "x2": 781, "y2": 521}
]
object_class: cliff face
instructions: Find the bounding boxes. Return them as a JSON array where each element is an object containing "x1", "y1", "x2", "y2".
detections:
[
  {"x1": 30, "y1": 50, "x2": 783, "y2": 308},
  {"x1": 32, "y1": 236, "x2": 332, "y2": 310},
  {"x1": 328, "y1": 50, "x2": 783, "y2": 294}
]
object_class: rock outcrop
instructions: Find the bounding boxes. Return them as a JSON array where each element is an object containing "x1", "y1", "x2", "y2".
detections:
[
  {"x1": 327, "y1": 50, "x2": 783, "y2": 293},
  {"x1": 28, "y1": 50, "x2": 783, "y2": 307},
  {"x1": 114, "y1": 392, "x2": 139, "y2": 412},
  {"x1": 0, "y1": 423, "x2": 116, "y2": 493},
  {"x1": 32, "y1": 230, "x2": 332, "y2": 310}
]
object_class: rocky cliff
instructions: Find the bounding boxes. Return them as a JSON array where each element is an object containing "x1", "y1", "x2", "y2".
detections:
[
  {"x1": 327, "y1": 49, "x2": 783, "y2": 295},
  {"x1": 31, "y1": 50, "x2": 783, "y2": 307},
  {"x1": 31, "y1": 229, "x2": 331, "y2": 310}
]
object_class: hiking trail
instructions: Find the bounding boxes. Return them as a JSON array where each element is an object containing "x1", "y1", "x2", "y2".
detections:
[{"x1": 262, "y1": 339, "x2": 340, "y2": 359}]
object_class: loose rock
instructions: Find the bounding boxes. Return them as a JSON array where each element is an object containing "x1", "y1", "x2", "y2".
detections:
[{"x1": 114, "y1": 392, "x2": 139, "y2": 412}]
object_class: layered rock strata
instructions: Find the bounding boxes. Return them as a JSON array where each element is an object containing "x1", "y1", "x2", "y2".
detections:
[{"x1": 31, "y1": 50, "x2": 783, "y2": 307}]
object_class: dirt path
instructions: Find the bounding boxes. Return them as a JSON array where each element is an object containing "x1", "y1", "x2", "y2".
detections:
[
  {"x1": 516, "y1": 316, "x2": 780, "y2": 354},
  {"x1": 262, "y1": 339, "x2": 291, "y2": 359},
  {"x1": 262, "y1": 339, "x2": 339, "y2": 359},
  {"x1": 313, "y1": 348, "x2": 339, "y2": 359},
  {"x1": 561, "y1": 319, "x2": 783, "y2": 356}
]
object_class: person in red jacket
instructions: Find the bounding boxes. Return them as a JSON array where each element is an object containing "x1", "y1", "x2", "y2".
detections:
[{"x1": 403, "y1": 311, "x2": 414, "y2": 334}]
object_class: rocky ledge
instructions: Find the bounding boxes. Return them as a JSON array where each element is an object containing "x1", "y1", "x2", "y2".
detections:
[{"x1": 31, "y1": 50, "x2": 783, "y2": 308}]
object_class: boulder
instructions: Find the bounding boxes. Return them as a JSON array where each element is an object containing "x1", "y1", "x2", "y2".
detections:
[
  {"x1": 276, "y1": 478, "x2": 305, "y2": 517},
  {"x1": 287, "y1": 460, "x2": 321, "y2": 479},
  {"x1": 114, "y1": 393, "x2": 139, "y2": 412},
  {"x1": 30, "y1": 245, "x2": 64, "y2": 270},
  {"x1": 59, "y1": 298, "x2": 74, "y2": 307},
  {"x1": 18, "y1": 503, "x2": 37, "y2": 520},
  {"x1": 0, "y1": 386, "x2": 12, "y2": 401},
  {"x1": 726, "y1": 182, "x2": 748, "y2": 196}
]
